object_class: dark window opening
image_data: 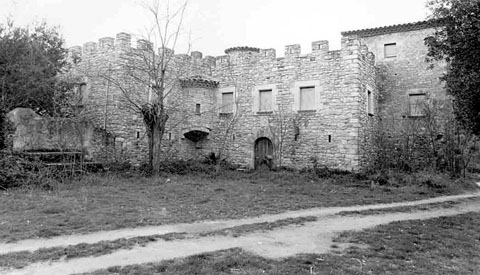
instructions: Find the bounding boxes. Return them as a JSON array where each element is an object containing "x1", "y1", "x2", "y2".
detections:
[
  {"x1": 136, "y1": 131, "x2": 140, "y2": 139},
  {"x1": 169, "y1": 133, "x2": 172, "y2": 140},
  {"x1": 367, "y1": 90, "x2": 374, "y2": 115},
  {"x1": 195, "y1": 103, "x2": 201, "y2": 115}
]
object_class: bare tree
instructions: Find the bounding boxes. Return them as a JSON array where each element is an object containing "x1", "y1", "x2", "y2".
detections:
[
  {"x1": 370, "y1": 98, "x2": 479, "y2": 176},
  {"x1": 268, "y1": 105, "x2": 297, "y2": 168},
  {"x1": 101, "y1": 0, "x2": 189, "y2": 175},
  {"x1": 213, "y1": 61, "x2": 248, "y2": 174}
]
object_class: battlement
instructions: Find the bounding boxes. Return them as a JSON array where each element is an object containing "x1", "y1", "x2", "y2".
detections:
[
  {"x1": 68, "y1": 32, "x2": 221, "y2": 70},
  {"x1": 69, "y1": 34, "x2": 375, "y2": 71},
  {"x1": 212, "y1": 37, "x2": 374, "y2": 66}
]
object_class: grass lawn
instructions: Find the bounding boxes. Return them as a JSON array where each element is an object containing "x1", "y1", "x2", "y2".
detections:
[
  {"x1": 0, "y1": 170, "x2": 476, "y2": 243},
  {"x1": 82, "y1": 211, "x2": 480, "y2": 275}
]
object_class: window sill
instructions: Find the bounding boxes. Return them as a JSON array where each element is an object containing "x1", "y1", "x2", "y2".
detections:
[
  {"x1": 256, "y1": 111, "x2": 273, "y2": 115},
  {"x1": 297, "y1": 110, "x2": 316, "y2": 113}
]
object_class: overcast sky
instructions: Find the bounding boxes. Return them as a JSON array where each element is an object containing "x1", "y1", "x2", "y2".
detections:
[{"x1": 2, "y1": 0, "x2": 431, "y2": 57}]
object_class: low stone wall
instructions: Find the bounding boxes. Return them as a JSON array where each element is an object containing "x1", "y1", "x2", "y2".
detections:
[{"x1": 6, "y1": 108, "x2": 95, "y2": 156}]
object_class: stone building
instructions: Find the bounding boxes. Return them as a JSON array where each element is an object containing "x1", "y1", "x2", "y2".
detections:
[{"x1": 66, "y1": 20, "x2": 444, "y2": 171}]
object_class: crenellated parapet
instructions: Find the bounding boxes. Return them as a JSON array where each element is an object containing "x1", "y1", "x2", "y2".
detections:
[
  {"x1": 284, "y1": 44, "x2": 301, "y2": 57},
  {"x1": 216, "y1": 38, "x2": 375, "y2": 66},
  {"x1": 260, "y1": 48, "x2": 276, "y2": 59},
  {"x1": 68, "y1": 33, "x2": 218, "y2": 72},
  {"x1": 99, "y1": 37, "x2": 114, "y2": 51},
  {"x1": 136, "y1": 39, "x2": 153, "y2": 51},
  {"x1": 69, "y1": 35, "x2": 376, "y2": 79},
  {"x1": 115, "y1": 32, "x2": 131, "y2": 51}
]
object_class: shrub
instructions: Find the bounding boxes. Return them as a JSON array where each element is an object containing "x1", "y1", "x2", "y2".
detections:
[
  {"x1": 157, "y1": 159, "x2": 215, "y2": 175},
  {"x1": 0, "y1": 152, "x2": 58, "y2": 189},
  {"x1": 416, "y1": 173, "x2": 450, "y2": 190}
]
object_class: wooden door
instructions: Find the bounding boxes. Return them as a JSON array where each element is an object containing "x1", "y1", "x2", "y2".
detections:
[{"x1": 254, "y1": 137, "x2": 273, "y2": 170}]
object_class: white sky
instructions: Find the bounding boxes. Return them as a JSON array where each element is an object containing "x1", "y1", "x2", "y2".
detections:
[{"x1": 1, "y1": 0, "x2": 430, "y2": 57}]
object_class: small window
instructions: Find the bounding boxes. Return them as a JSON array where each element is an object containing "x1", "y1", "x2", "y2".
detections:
[
  {"x1": 409, "y1": 94, "x2": 426, "y2": 117},
  {"x1": 367, "y1": 90, "x2": 374, "y2": 115},
  {"x1": 300, "y1": 86, "x2": 315, "y2": 110},
  {"x1": 221, "y1": 92, "x2": 234, "y2": 113},
  {"x1": 384, "y1": 43, "x2": 397, "y2": 58},
  {"x1": 195, "y1": 103, "x2": 201, "y2": 115},
  {"x1": 259, "y1": 89, "x2": 272, "y2": 112}
]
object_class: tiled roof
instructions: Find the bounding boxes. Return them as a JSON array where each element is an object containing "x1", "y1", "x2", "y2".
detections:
[
  {"x1": 180, "y1": 75, "x2": 219, "y2": 89},
  {"x1": 341, "y1": 20, "x2": 442, "y2": 37},
  {"x1": 225, "y1": 46, "x2": 260, "y2": 54}
]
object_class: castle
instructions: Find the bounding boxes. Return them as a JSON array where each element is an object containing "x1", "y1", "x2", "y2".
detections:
[{"x1": 61, "y1": 20, "x2": 445, "y2": 171}]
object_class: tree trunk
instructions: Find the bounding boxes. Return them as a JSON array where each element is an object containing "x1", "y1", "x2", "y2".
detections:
[
  {"x1": 147, "y1": 130, "x2": 154, "y2": 170},
  {"x1": 0, "y1": 110, "x2": 5, "y2": 150},
  {"x1": 152, "y1": 121, "x2": 165, "y2": 175}
]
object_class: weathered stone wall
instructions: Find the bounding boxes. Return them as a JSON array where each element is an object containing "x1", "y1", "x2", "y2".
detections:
[
  {"x1": 350, "y1": 28, "x2": 447, "y2": 119},
  {"x1": 344, "y1": 25, "x2": 449, "y2": 170},
  {"x1": 187, "y1": 38, "x2": 376, "y2": 171},
  {"x1": 70, "y1": 33, "x2": 217, "y2": 165},
  {"x1": 6, "y1": 108, "x2": 95, "y2": 156},
  {"x1": 162, "y1": 85, "x2": 218, "y2": 160},
  {"x1": 71, "y1": 33, "x2": 377, "y2": 171},
  {"x1": 70, "y1": 34, "x2": 149, "y2": 164}
]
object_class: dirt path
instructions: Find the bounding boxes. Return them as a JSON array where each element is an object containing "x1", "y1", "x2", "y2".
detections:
[{"x1": 1, "y1": 192, "x2": 480, "y2": 275}]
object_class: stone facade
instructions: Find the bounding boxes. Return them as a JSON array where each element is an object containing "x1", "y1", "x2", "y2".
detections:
[
  {"x1": 342, "y1": 21, "x2": 447, "y2": 121},
  {"x1": 67, "y1": 20, "x2": 445, "y2": 171},
  {"x1": 343, "y1": 21, "x2": 449, "y2": 169}
]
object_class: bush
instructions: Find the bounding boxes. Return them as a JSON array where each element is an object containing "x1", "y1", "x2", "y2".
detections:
[
  {"x1": 157, "y1": 159, "x2": 215, "y2": 175},
  {"x1": 365, "y1": 170, "x2": 465, "y2": 192},
  {"x1": 0, "y1": 152, "x2": 58, "y2": 189},
  {"x1": 416, "y1": 173, "x2": 450, "y2": 190}
]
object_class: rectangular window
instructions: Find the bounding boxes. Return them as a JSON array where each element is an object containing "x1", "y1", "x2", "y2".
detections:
[
  {"x1": 409, "y1": 94, "x2": 426, "y2": 116},
  {"x1": 384, "y1": 43, "x2": 397, "y2": 58},
  {"x1": 367, "y1": 90, "x2": 374, "y2": 115},
  {"x1": 299, "y1": 86, "x2": 315, "y2": 110},
  {"x1": 195, "y1": 103, "x2": 201, "y2": 115},
  {"x1": 221, "y1": 92, "x2": 234, "y2": 113},
  {"x1": 259, "y1": 89, "x2": 272, "y2": 111}
]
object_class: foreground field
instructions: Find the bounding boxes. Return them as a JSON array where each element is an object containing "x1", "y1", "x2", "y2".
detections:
[{"x1": 0, "y1": 170, "x2": 476, "y2": 243}]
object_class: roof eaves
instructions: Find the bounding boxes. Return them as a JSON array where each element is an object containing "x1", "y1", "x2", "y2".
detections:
[{"x1": 341, "y1": 20, "x2": 443, "y2": 37}]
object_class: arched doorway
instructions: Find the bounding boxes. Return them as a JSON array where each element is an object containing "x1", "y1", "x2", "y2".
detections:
[{"x1": 254, "y1": 137, "x2": 273, "y2": 170}]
